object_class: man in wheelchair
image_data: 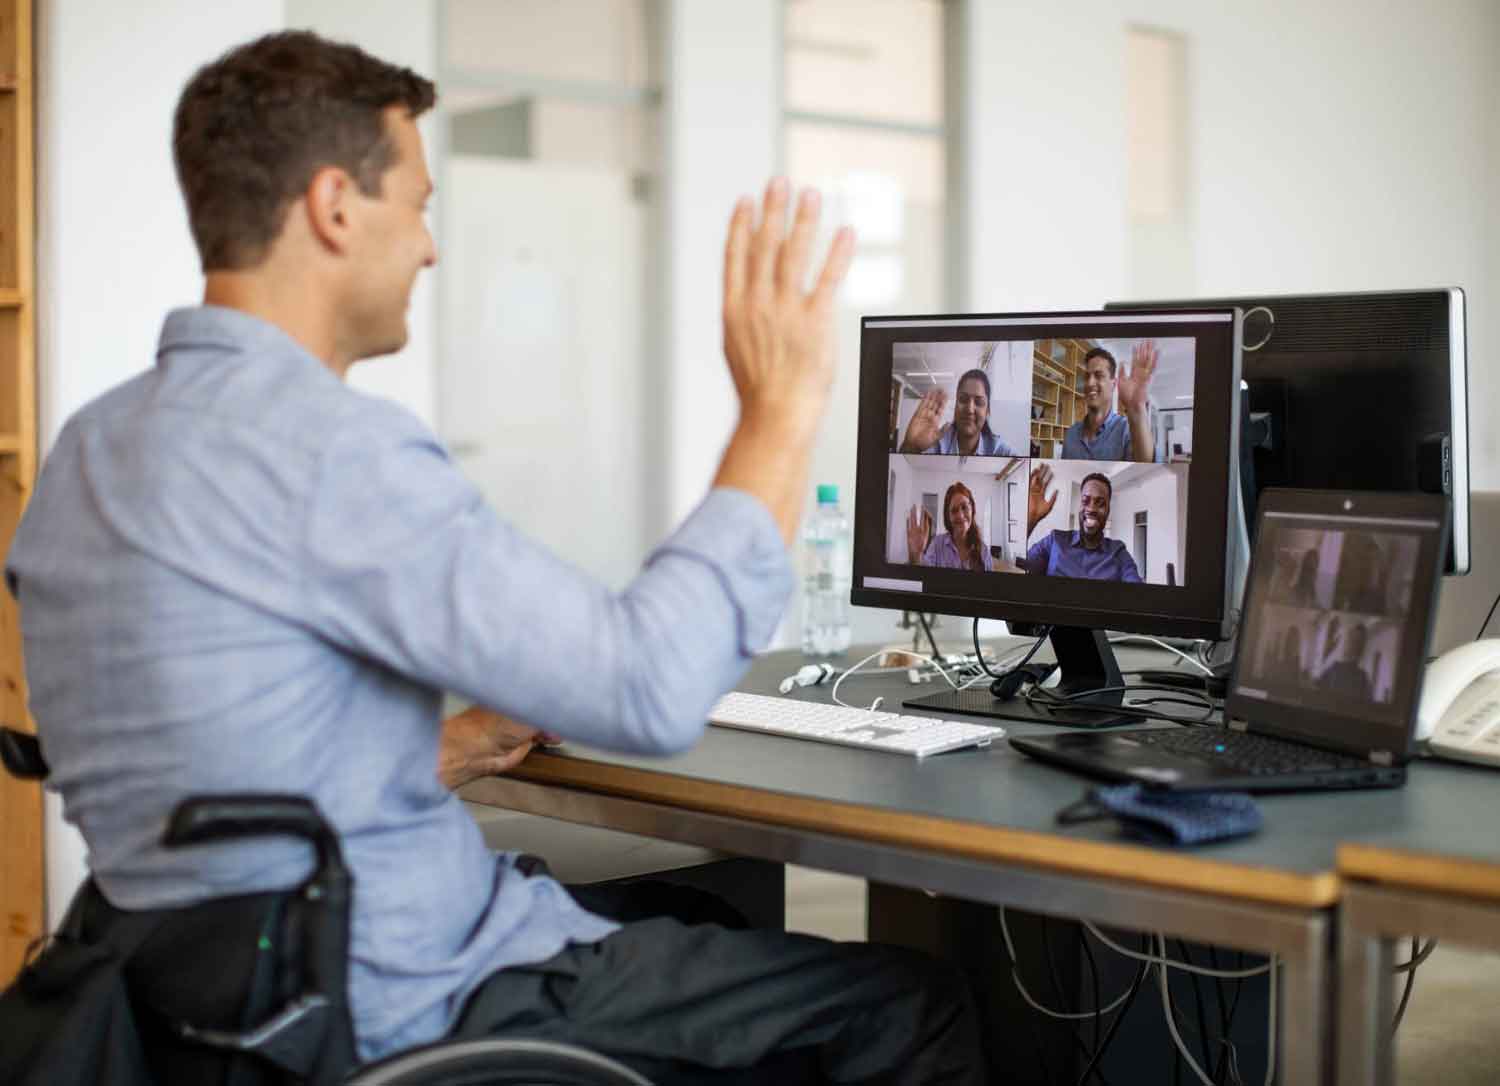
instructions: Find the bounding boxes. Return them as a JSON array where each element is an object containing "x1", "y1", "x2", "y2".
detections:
[{"x1": 3, "y1": 29, "x2": 982, "y2": 1086}]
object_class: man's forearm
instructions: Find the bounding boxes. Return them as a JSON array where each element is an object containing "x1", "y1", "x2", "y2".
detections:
[
  {"x1": 713, "y1": 406, "x2": 823, "y2": 547},
  {"x1": 1129, "y1": 410, "x2": 1154, "y2": 462}
]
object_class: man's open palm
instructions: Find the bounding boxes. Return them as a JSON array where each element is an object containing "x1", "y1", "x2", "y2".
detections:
[
  {"x1": 1118, "y1": 339, "x2": 1159, "y2": 415},
  {"x1": 1028, "y1": 463, "x2": 1057, "y2": 537}
]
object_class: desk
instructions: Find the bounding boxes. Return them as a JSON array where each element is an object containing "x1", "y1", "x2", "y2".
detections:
[
  {"x1": 1335, "y1": 760, "x2": 1500, "y2": 1086},
  {"x1": 461, "y1": 649, "x2": 1354, "y2": 1083}
]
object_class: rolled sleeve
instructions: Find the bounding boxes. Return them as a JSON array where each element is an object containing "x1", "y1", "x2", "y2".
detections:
[
  {"x1": 302, "y1": 407, "x2": 794, "y2": 755},
  {"x1": 650, "y1": 487, "x2": 795, "y2": 657}
]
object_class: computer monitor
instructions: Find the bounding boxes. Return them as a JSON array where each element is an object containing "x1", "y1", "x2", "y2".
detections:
[
  {"x1": 851, "y1": 309, "x2": 1244, "y2": 727},
  {"x1": 1105, "y1": 289, "x2": 1469, "y2": 575}
]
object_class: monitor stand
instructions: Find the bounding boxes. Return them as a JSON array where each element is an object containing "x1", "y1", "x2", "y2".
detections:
[{"x1": 903, "y1": 626, "x2": 1134, "y2": 729}]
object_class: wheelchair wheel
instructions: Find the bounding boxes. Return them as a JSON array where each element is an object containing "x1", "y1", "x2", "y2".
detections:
[{"x1": 345, "y1": 1037, "x2": 655, "y2": 1086}]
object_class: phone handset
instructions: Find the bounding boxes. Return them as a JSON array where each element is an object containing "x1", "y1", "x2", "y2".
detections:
[{"x1": 1417, "y1": 638, "x2": 1500, "y2": 766}]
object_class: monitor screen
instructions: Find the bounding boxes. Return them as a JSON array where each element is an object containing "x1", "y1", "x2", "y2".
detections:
[
  {"x1": 852, "y1": 310, "x2": 1243, "y2": 641},
  {"x1": 1228, "y1": 489, "x2": 1447, "y2": 752}
]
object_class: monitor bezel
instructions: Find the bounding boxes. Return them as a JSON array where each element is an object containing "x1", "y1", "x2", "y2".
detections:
[{"x1": 851, "y1": 308, "x2": 1244, "y2": 642}]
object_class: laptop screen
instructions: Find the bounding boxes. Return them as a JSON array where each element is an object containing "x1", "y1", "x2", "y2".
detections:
[{"x1": 1228, "y1": 490, "x2": 1448, "y2": 756}]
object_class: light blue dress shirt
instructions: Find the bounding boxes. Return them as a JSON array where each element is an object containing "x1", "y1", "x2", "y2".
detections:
[
  {"x1": 5, "y1": 306, "x2": 794, "y2": 1060},
  {"x1": 1061, "y1": 412, "x2": 1140, "y2": 461}
]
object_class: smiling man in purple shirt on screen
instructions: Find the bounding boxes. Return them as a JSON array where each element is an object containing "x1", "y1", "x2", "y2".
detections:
[{"x1": 1021, "y1": 465, "x2": 1143, "y2": 583}]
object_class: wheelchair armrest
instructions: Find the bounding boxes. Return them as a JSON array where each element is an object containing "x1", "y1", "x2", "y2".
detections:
[{"x1": 1, "y1": 726, "x2": 49, "y2": 780}]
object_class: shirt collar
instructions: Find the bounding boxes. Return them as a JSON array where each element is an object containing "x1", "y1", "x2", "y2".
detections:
[
  {"x1": 157, "y1": 305, "x2": 331, "y2": 377},
  {"x1": 1069, "y1": 530, "x2": 1110, "y2": 551}
]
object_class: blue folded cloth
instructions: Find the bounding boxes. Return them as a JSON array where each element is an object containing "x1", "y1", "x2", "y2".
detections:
[{"x1": 1057, "y1": 783, "x2": 1262, "y2": 846}]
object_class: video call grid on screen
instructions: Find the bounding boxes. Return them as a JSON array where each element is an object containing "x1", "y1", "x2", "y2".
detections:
[
  {"x1": 853, "y1": 312, "x2": 1241, "y2": 639},
  {"x1": 882, "y1": 323, "x2": 1200, "y2": 586},
  {"x1": 1237, "y1": 513, "x2": 1432, "y2": 723}
]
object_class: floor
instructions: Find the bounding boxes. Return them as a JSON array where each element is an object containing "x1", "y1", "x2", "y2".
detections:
[{"x1": 783, "y1": 866, "x2": 1500, "y2": 1084}]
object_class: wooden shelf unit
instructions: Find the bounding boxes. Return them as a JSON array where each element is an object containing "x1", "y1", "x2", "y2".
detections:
[
  {"x1": 1029, "y1": 338, "x2": 1093, "y2": 458},
  {"x1": 0, "y1": 0, "x2": 38, "y2": 989}
]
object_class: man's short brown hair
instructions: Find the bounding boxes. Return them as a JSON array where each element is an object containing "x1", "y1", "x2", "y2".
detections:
[{"x1": 173, "y1": 31, "x2": 436, "y2": 271}]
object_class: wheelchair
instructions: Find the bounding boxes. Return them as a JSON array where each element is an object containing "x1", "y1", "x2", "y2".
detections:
[{"x1": 0, "y1": 725, "x2": 653, "y2": 1086}]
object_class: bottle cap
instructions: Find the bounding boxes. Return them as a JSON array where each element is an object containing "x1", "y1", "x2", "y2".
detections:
[{"x1": 816, "y1": 484, "x2": 839, "y2": 504}]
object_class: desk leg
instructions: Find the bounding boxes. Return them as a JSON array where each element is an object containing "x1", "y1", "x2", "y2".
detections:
[
  {"x1": 1279, "y1": 908, "x2": 1336, "y2": 1085},
  {"x1": 1337, "y1": 890, "x2": 1395, "y2": 1086}
]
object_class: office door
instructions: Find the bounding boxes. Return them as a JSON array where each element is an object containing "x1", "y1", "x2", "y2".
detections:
[{"x1": 438, "y1": 157, "x2": 648, "y2": 590}]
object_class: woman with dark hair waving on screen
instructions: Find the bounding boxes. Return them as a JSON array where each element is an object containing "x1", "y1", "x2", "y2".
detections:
[
  {"x1": 899, "y1": 368, "x2": 1016, "y2": 456},
  {"x1": 906, "y1": 481, "x2": 993, "y2": 571}
]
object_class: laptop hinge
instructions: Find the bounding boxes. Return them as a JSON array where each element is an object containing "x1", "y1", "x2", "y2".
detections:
[
  {"x1": 1369, "y1": 750, "x2": 1395, "y2": 766},
  {"x1": 1228, "y1": 719, "x2": 1250, "y2": 732}
]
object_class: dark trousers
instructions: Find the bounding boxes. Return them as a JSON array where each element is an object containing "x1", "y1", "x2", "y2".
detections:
[{"x1": 453, "y1": 877, "x2": 985, "y2": 1085}]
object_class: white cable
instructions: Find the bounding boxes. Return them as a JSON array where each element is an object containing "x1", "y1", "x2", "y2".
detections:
[
  {"x1": 828, "y1": 649, "x2": 968, "y2": 710},
  {"x1": 1082, "y1": 921, "x2": 1272, "y2": 978},
  {"x1": 828, "y1": 649, "x2": 895, "y2": 710},
  {"x1": 1110, "y1": 634, "x2": 1216, "y2": 676},
  {"x1": 997, "y1": 908, "x2": 1138, "y2": 1021},
  {"x1": 829, "y1": 642, "x2": 1039, "y2": 710},
  {"x1": 1157, "y1": 937, "x2": 1216, "y2": 1086}
]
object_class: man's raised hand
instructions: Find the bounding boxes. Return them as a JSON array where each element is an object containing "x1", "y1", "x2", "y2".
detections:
[
  {"x1": 721, "y1": 179, "x2": 856, "y2": 431},
  {"x1": 1118, "y1": 339, "x2": 1159, "y2": 417},
  {"x1": 1027, "y1": 463, "x2": 1058, "y2": 538}
]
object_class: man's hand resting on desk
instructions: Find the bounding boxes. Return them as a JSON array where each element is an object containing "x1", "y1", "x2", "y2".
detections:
[{"x1": 438, "y1": 706, "x2": 561, "y2": 790}]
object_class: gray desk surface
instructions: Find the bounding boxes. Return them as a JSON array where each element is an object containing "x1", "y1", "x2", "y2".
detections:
[{"x1": 468, "y1": 646, "x2": 1495, "y2": 909}]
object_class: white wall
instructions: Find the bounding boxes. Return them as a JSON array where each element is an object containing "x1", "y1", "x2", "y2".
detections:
[
  {"x1": 962, "y1": 0, "x2": 1500, "y2": 484},
  {"x1": 36, "y1": 0, "x2": 286, "y2": 928},
  {"x1": 1107, "y1": 466, "x2": 1185, "y2": 584},
  {"x1": 285, "y1": 0, "x2": 438, "y2": 427},
  {"x1": 662, "y1": 0, "x2": 778, "y2": 526}
]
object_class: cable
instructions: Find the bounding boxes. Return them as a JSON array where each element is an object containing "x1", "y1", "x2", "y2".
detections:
[
  {"x1": 1156, "y1": 940, "x2": 1215, "y2": 1086},
  {"x1": 1110, "y1": 634, "x2": 1216, "y2": 676},
  {"x1": 1035, "y1": 683, "x2": 1219, "y2": 718},
  {"x1": 1080, "y1": 927, "x2": 1102, "y2": 1056},
  {"x1": 1477, "y1": 589, "x2": 1500, "y2": 641},
  {"x1": 1206, "y1": 946, "x2": 1233, "y2": 1085},
  {"x1": 827, "y1": 648, "x2": 968, "y2": 711},
  {"x1": 1073, "y1": 956, "x2": 1152, "y2": 1086},
  {"x1": 998, "y1": 909, "x2": 1141, "y2": 1021},
  {"x1": 1175, "y1": 938, "x2": 1214, "y2": 1074},
  {"x1": 1024, "y1": 685, "x2": 1221, "y2": 728},
  {"x1": 1080, "y1": 922, "x2": 1273, "y2": 979},
  {"x1": 826, "y1": 642, "x2": 1040, "y2": 711},
  {"x1": 1392, "y1": 937, "x2": 1437, "y2": 973},
  {"x1": 973, "y1": 618, "x2": 1050, "y2": 679},
  {"x1": 1391, "y1": 936, "x2": 1423, "y2": 1034}
]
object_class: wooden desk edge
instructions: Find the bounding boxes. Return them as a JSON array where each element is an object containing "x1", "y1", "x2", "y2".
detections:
[
  {"x1": 1338, "y1": 843, "x2": 1500, "y2": 904},
  {"x1": 484, "y1": 752, "x2": 1340, "y2": 910}
]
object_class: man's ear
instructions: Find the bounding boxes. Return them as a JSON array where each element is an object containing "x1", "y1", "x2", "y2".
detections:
[{"x1": 305, "y1": 166, "x2": 358, "y2": 254}]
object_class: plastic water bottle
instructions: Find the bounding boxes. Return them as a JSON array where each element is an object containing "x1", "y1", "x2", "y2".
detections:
[{"x1": 802, "y1": 484, "x2": 852, "y2": 656}]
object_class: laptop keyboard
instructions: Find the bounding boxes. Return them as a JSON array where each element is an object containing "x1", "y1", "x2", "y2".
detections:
[{"x1": 1128, "y1": 728, "x2": 1370, "y2": 775}]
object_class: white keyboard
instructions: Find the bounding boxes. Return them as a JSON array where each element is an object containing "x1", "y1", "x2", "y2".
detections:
[{"x1": 708, "y1": 691, "x2": 1006, "y2": 758}]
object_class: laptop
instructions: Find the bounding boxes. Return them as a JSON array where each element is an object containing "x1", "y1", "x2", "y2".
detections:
[{"x1": 1010, "y1": 489, "x2": 1449, "y2": 793}]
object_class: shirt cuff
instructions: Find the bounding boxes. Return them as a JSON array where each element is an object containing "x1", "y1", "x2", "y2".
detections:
[{"x1": 649, "y1": 487, "x2": 794, "y2": 655}]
